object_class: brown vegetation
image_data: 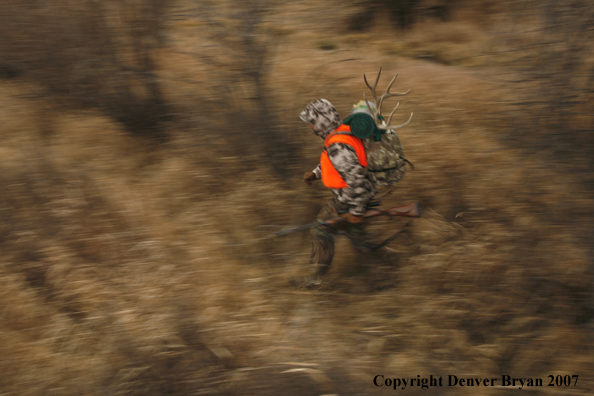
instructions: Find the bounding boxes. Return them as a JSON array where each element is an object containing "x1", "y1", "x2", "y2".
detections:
[{"x1": 0, "y1": 0, "x2": 593, "y2": 395}]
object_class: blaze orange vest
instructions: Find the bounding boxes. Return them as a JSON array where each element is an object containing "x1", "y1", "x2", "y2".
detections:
[{"x1": 320, "y1": 124, "x2": 368, "y2": 189}]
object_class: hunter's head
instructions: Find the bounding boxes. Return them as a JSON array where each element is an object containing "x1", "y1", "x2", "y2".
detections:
[{"x1": 300, "y1": 99, "x2": 342, "y2": 139}]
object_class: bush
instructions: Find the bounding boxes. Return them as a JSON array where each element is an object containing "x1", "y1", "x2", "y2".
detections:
[
  {"x1": 346, "y1": 0, "x2": 459, "y2": 30},
  {"x1": 0, "y1": 0, "x2": 171, "y2": 137}
]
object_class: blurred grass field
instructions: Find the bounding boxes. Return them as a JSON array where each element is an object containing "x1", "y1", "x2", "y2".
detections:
[{"x1": 0, "y1": 0, "x2": 593, "y2": 395}]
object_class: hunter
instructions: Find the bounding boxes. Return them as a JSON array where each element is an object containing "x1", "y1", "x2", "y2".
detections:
[{"x1": 299, "y1": 98, "x2": 377, "y2": 278}]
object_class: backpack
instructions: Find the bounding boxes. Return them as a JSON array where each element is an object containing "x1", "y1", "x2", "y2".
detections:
[
  {"x1": 364, "y1": 128, "x2": 411, "y2": 187},
  {"x1": 343, "y1": 100, "x2": 413, "y2": 188}
]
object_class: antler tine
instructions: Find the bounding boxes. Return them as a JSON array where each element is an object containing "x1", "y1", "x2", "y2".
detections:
[
  {"x1": 386, "y1": 109, "x2": 414, "y2": 131},
  {"x1": 363, "y1": 66, "x2": 382, "y2": 91},
  {"x1": 374, "y1": 66, "x2": 382, "y2": 87},
  {"x1": 375, "y1": 73, "x2": 395, "y2": 115},
  {"x1": 385, "y1": 74, "x2": 410, "y2": 96},
  {"x1": 378, "y1": 72, "x2": 411, "y2": 116},
  {"x1": 385, "y1": 102, "x2": 400, "y2": 126},
  {"x1": 363, "y1": 67, "x2": 382, "y2": 107}
]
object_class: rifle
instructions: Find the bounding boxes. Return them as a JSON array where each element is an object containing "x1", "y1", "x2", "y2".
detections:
[{"x1": 273, "y1": 202, "x2": 421, "y2": 238}]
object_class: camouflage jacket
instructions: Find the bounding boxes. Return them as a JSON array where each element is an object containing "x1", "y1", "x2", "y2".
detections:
[{"x1": 300, "y1": 99, "x2": 376, "y2": 216}]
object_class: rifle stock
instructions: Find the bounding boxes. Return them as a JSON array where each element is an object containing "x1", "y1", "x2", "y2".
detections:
[{"x1": 365, "y1": 201, "x2": 421, "y2": 218}]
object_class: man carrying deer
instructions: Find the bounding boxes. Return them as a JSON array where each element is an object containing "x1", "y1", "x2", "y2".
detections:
[{"x1": 298, "y1": 68, "x2": 414, "y2": 283}]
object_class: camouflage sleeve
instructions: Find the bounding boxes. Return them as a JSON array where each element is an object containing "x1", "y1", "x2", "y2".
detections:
[
  {"x1": 312, "y1": 164, "x2": 321, "y2": 179},
  {"x1": 327, "y1": 143, "x2": 376, "y2": 215}
]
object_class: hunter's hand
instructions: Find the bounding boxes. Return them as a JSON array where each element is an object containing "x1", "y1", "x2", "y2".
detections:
[
  {"x1": 303, "y1": 172, "x2": 317, "y2": 186},
  {"x1": 341, "y1": 212, "x2": 365, "y2": 224}
]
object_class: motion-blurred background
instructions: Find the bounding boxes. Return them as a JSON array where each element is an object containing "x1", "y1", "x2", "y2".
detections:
[{"x1": 0, "y1": 0, "x2": 593, "y2": 394}]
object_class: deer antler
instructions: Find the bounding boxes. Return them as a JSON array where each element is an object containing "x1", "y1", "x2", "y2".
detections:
[{"x1": 363, "y1": 67, "x2": 413, "y2": 131}]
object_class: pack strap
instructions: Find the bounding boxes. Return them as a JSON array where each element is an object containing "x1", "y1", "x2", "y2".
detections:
[
  {"x1": 325, "y1": 131, "x2": 354, "y2": 143},
  {"x1": 368, "y1": 158, "x2": 415, "y2": 172},
  {"x1": 323, "y1": 132, "x2": 359, "y2": 151}
]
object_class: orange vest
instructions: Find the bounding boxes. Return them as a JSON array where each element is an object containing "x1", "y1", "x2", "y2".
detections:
[{"x1": 320, "y1": 124, "x2": 367, "y2": 189}]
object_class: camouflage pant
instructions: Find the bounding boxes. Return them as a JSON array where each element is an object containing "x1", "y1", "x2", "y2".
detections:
[{"x1": 309, "y1": 199, "x2": 370, "y2": 276}]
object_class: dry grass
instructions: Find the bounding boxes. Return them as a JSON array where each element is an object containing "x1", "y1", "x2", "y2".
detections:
[{"x1": 0, "y1": 1, "x2": 593, "y2": 395}]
